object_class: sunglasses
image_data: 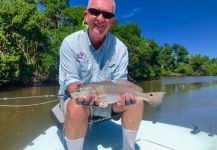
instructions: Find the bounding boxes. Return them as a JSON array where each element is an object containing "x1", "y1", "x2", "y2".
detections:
[{"x1": 88, "y1": 8, "x2": 114, "y2": 19}]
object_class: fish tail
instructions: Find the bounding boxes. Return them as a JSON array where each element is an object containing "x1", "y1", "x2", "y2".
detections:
[{"x1": 137, "y1": 92, "x2": 166, "y2": 108}]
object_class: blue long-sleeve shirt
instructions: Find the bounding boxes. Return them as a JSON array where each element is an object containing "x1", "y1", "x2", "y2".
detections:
[{"x1": 59, "y1": 29, "x2": 128, "y2": 95}]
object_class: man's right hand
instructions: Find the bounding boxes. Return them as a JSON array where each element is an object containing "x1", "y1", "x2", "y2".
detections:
[
  {"x1": 67, "y1": 81, "x2": 82, "y2": 93},
  {"x1": 67, "y1": 81, "x2": 100, "y2": 106}
]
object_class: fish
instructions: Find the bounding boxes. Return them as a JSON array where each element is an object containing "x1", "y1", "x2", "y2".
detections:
[{"x1": 70, "y1": 80, "x2": 166, "y2": 108}]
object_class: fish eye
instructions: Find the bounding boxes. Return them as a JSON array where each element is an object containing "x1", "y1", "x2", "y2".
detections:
[{"x1": 150, "y1": 93, "x2": 153, "y2": 97}]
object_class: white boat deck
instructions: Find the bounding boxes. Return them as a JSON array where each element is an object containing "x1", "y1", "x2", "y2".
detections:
[{"x1": 24, "y1": 120, "x2": 217, "y2": 150}]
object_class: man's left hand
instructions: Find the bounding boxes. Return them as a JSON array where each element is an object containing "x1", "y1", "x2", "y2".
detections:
[{"x1": 116, "y1": 92, "x2": 136, "y2": 107}]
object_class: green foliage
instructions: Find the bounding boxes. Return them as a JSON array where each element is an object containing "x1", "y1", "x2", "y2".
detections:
[
  {"x1": 0, "y1": 1, "x2": 216, "y2": 86},
  {"x1": 186, "y1": 54, "x2": 217, "y2": 76},
  {"x1": 0, "y1": 1, "x2": 85, "y2": 84},
  {"x1": 0, "y1": 52, "x2": 20, "y2": 80},
  {"x1": 37, "y1": 52, "x2": 56, "y2": 75},
  {"x1": 172, "y1": 43, "x2": 189, "y2": 64},
  {"x1": 111, "y1": 23, "x2": 162, "y2": 79},
  {"x1": 111, "y1": 22, "x2": 141, "y2": 48},
  {"x1": 175, "y1": 64, "x2": 193, "y2": 75},
  {"x1": 159, "y1": 43, "x2": 176, "y2": 72},
  {"x1": 0, "y1": 1, "x2": 45, "y2": 82},
  {"x1": 189, "y1": 54, "x2": 207, "y2": 75},
  {"x1": 203, "y1": 65, "x2": 217, "y2": 76}
]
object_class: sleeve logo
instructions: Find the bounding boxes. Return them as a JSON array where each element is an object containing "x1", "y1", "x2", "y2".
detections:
[{"x1": 76, "y1": 51, "x2": 88, "y2": 62}]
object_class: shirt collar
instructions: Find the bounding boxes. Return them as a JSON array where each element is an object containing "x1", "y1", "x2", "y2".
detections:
[{"x1": 84, "y1": 29, "x2": 108, "y2": 53}]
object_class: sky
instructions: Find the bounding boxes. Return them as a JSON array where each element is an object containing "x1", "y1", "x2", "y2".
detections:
[{"x1": 69, "y1": 0, "x2": 217, "y2": 58}]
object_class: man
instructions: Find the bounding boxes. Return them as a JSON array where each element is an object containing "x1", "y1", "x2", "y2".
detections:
[{"x1": 59, "y1": 0, "x2": 144, "y2": 149}]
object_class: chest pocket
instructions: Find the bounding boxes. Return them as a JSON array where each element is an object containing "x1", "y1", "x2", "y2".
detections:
[
  {"x1": 79, "y1": 61, "x2": 92, "y2": 82},
  {"x1": 99, "y1": 61, "x2": 116, "y2": 81}
]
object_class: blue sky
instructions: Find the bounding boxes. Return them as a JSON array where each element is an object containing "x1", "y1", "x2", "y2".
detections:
[{"x1": 69, "y1": 0, "x2": 217, "y2": 58}]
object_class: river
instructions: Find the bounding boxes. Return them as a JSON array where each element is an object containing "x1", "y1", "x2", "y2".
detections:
[{"x1": 0, "y1": 76, "x2": 217, "y2": 150}]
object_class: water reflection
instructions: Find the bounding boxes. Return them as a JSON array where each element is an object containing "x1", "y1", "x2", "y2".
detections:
[
  {"x1": 141, "y1": 76, "x2": 217, "y2": 136},
  {"x1": 137, "y1": 76, "x2": 217, "y2": 93},
  {"x1": 0, "y1": 76, "x2": 217, "y2": 149}
]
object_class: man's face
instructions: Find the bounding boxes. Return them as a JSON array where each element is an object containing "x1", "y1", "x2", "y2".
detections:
[{"x1": 84, "y1": 0, "x2": 115, "y2": 40}]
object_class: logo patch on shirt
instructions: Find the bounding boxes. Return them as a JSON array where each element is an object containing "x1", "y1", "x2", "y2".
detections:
[{"x1": 76, "y1": 52, "x2": 88, "y2": 62}]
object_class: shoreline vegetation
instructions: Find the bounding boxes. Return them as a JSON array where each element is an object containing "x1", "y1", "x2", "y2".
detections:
[
  {"x1": 1, "y1": 74, "x2": 215, "y2": 89},
  {"x1": 1, "y1": 1, "x2": 217, "y2": 89}
]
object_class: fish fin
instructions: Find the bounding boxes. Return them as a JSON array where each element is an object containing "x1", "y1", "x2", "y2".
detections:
[
  {"x1": 137, "y1": 92, "x2": 166, "y2": 108},
  {"x1": 115, "y1": 80, "x2": 144, "y2": 92}
]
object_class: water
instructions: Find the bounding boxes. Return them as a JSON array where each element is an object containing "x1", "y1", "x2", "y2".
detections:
[
  {"x1": 0, "y1": 76, "x2": 217, "y2": 150},
  {"x1": 0, "y1": 86, "x2": 59, "y2": 150},
  {"x1": 138, "y1": 76, "x2": 217, "y2": 135}
]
